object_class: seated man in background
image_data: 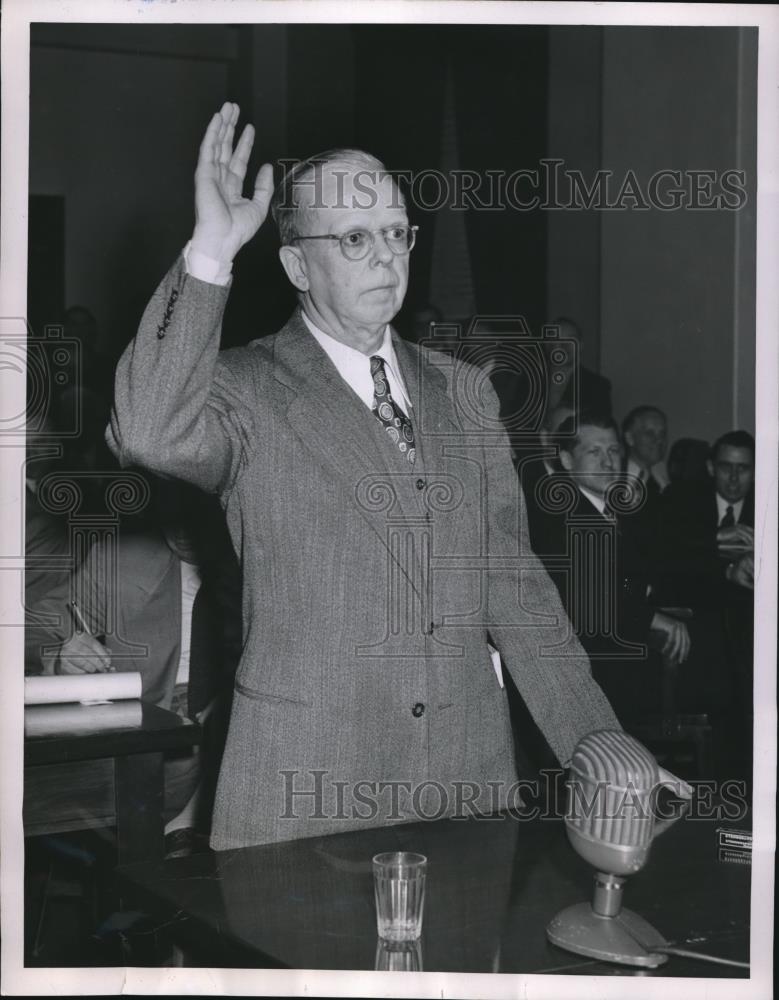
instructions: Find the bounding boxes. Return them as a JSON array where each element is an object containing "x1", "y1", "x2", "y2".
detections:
[
  {"x1": 526, "y1": 411, "x2": 690, "y2": 722},
  {"x1": 27, "y1": 478, "x2": 242, "y2": 854},
  {"x1": 659, "y1": 430, "x2": 755, "y2": 601},
  {"x1": 622, "y1": 405, "x2": 670, "y2": 495},
  {"x1": 516, "y1": 402, "x2": 574, "y2": 556},
  {"x1": 658, "y1": 431, "x2": 755, "y2": 778}
]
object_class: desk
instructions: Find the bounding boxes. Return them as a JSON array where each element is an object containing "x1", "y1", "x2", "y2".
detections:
[
  {"x1": 25, "y1": 702, "x2": 201, "y2": 865},
  {"x1": 117, "y1": 808, "x2": 750, "y2": 974}
]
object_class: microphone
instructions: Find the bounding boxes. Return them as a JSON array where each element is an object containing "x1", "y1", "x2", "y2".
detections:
[{"x1": 546, "y1": 729, "x2": 687, "y2": 968}]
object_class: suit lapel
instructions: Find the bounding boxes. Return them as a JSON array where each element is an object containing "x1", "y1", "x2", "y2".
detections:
[{"x1": 273, "y1": 314, "x2": 425, "y2": 599}]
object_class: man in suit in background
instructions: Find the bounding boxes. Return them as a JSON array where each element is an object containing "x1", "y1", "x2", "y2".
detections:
[
  {"x1": 620, "y1": 404, "x2": 671, "y2": 572},
  {"x1": 622, "y1": 405, "x2": 670, "y2": 496},
  {"x1": 658, "y1": 431, "x2": 755, "y2": 778},
  {"x1": 107, "y1": 101, "x2": 631, "y2": 850},
  {"x1": 527, "y1": 412, "x2": 690, "y2": 720},
  {"x1": 659, "y1": 430, "x2": 755, "y2": 605}
]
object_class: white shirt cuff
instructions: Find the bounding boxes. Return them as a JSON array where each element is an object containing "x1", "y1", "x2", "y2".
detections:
[{"x1": 182, "y1": 240, "x2": 233, "y2": 286}]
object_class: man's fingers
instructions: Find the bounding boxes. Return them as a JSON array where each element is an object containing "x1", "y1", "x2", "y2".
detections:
[
  {"x1": 229, "y1": 123, "x2": 255, "y2": 180},
  {"x1": 219, "y1": 103, "x2": 240, "y2": 165},
  {"x1": 197, "y1": 111, "x2": 223, "y2": 170},
  {"x1": 252, "y1": 162, "x2": 275, "y2": 207},
  {"x1": 59, "y1": 658, "x2": 97, "y2": 675},
  {"x1": 658, "y1": 765, "x2": 693, "y2": 799}
]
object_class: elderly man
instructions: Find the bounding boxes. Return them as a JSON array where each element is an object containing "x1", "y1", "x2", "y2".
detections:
[
  {"x1": 107, "y1": 103, "x2": 622, "y2": 850},
  {"x1": 622, "y1": 405, "x2": 670, "y2": 495}
]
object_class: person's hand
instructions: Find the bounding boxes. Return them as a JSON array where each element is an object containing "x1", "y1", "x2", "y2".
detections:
[
  {"x1": 726, "y1": 552, "x2": 754, "y2": 590},
  {"x1": 55, "y1": 633, "x2": 112, "y2": 675},
  {"x1": 191, "y1": 102, "x2": 274, "y2": 263},
  {"x1": 650, "y1": 611, "x2": 691, "y2": 667},
  {"x1": 657, "y1": 765, "x2": 693, "y2": 800},
  {"x1": 717, "y1": 523, "x2": 754, "y2": 551}
]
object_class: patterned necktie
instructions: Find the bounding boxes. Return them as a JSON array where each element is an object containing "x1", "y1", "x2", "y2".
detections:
[
  {"x1": 720, "y1": 505, "x2": 735, "y2": 528},
  {"x1": 370, "y1": 355, "x2": 415, "y2": 464}
]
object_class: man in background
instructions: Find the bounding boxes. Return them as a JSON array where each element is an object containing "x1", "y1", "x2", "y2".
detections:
[{"x1": 531, "y1": 412, "x2": 690, "y2": 720}]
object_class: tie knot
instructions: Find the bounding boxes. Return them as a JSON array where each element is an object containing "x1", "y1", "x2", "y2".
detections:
[{"x1": 370, "y1": 355, "x2": 386, "y2": 377}]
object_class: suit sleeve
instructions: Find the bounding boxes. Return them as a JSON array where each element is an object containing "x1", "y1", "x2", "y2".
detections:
[
  {"x1": 106, "y1": 256, "x2": 256, "y2": 495},
  {"x1": 479, "y1": 383, "x2": 622, "y2": 764}
]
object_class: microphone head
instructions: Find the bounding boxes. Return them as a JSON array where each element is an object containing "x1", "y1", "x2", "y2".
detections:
[{"x1": 565, "y1": 729, "x2": 661, "y2": 876}]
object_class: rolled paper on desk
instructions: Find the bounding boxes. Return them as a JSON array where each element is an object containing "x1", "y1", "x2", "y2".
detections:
[
  {"x1": 25, "y1": 700, "x2": 144, "y2": 738},
  {"x1": 24, "y1": 671, "x2": 143, "y2": 706}
]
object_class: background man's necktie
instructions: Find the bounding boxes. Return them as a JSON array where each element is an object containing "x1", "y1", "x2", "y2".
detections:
[
  {"x1": 720, "y1": 505, "x2": 736, "y2": 529},
  {"x1": 370, "y1": 356, "x2": 415, "y2": 463}
]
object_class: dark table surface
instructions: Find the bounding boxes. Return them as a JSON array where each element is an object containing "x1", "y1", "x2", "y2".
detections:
[{"x1": 117, "y1": 806, "x2": 751, "y2": 975}]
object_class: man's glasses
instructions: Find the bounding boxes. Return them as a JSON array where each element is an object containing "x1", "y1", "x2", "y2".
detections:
[{"x1": 290, "y1": 225, "x2": 418, "y2": 261}]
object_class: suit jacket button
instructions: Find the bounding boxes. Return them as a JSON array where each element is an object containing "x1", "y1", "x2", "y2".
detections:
[{"x1": 412, "y1": 703, "x2": 425, "y2": 718}]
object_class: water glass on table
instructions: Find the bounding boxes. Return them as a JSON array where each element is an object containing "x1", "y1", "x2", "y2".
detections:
[{"x1": 372, "y1": 851, "x2": 427, "y2": 942}]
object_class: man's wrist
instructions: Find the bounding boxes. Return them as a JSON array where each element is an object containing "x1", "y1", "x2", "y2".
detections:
[{"x1": 184, "y1": 238, "x2": 233, "y2": 286}]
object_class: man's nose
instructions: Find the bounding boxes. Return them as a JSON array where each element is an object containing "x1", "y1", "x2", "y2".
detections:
[{"x1": 370, "y1": 231, "x2": 395, "y2": 265}]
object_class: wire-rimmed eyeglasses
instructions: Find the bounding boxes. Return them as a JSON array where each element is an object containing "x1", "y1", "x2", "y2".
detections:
[{"x1": 290, "y1": 225, "x2": 418, "y2": 261}]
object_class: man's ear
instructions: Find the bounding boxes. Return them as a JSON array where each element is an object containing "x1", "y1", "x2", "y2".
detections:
[
  {"x1": 559, "y1": 448, "x2": 574, "y2": 472},
  {"x1": 706, "y1": 458, "x2": 714, "y2": 478},
  {"x1": 279, "y1": 245, "x2": 309, "y2": 292},
  {"x1": 624, "y1": 429, "x2": 635, "y2": 450}
]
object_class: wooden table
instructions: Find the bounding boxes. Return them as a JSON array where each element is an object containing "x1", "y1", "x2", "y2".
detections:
[
  {"x1": 24, "y1": 701, "x2": 201, "y2": 865},
  {"x1": 116, "y1": 805, "x2": 751, "y2": 974}
]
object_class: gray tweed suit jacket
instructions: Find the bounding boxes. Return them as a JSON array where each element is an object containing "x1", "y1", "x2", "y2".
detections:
[{"x1": 107, "y1": 257, "x2": 620, "y2": 849}]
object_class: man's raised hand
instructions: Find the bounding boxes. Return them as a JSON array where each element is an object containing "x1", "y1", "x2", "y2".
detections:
[{"x1": 192, "y1": 102, "x2": 274, "y2": 263}]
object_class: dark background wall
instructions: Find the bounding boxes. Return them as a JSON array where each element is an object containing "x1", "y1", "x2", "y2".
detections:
[{"x1": 28, "y1": 22, "x2": 756, "y2": 442}]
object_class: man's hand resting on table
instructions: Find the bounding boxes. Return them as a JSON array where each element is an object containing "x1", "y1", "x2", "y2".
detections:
[
  {"x1": 650, "y1": 611, "x2": 691, "y2": 667},
  {"x1": 191, "y1": 102, "x2": 274, "y2": 264},
  {"x1": 717, "y1": 523, "x2": 754, "y2": 552},
  {"x1": 55, "y1": 633, "x2": 112, "y2": 675},
  {"x1": 725, "y1": 552, "x2": 754, "y2": 590}
]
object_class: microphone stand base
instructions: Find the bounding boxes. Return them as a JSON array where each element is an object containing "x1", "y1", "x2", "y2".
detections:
[{"x1": 547, "y1": 902, "x2": 669, "y2": 968}]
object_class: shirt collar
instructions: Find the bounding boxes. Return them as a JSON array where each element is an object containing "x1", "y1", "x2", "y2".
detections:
[
  {"x1": 300, "y1": 311, "x2": 411, "y2": 411},
  {"x1": 626, "y1": 457, "x2": 669, "y2": 491},
  {"x1": 579, "y1": 486, "x2": 608, "y2": 515},
  {"x1": 716, "y1": 493, "x2": 744, "y2": 522}
]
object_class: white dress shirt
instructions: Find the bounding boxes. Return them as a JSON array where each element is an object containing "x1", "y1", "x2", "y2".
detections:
[{"x1": 300, "y1": 312, "x2": 411, "y2": 416}]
